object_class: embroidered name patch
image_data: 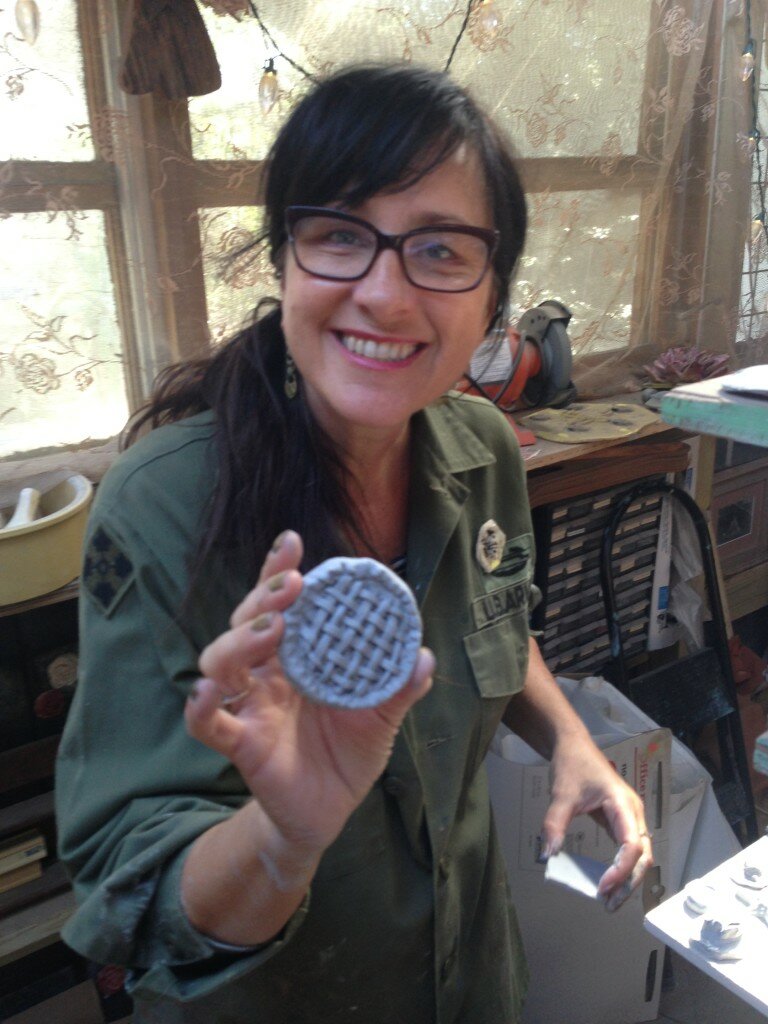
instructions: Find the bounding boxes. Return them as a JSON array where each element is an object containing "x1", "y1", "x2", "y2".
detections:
[
  {"x1": 471, "y1": 580, "x2": 530, "y2": 630},
  {"x1": 82, "y1": 524, "x2": 134, "y2": 616}
]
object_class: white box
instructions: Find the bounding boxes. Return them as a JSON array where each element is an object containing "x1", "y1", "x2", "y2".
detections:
[
  {"x1": 555, "y1": 676, "x2": 740, "y2": 890},
  {"x1": 488, "y1": 724, "x2": 671, "y2": 1024},
  {"x1": 487, "y1": 675, "x2": 741, "y2": 1024}
]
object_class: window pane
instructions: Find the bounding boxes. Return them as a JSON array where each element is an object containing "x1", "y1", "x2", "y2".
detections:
[
  {"x1": 0, "y1": 1, "x2": 94, "y2": 161},
  {"x1": 0, "y1": 212, "x2": 128, "y2": 458},
  {"x1": 476, "y1": 1, "x2": 653, "y2": 158},
  {"x1": 516, "y1": 190, "x2": 642, "y2": 353},
  {"x1": 192, "y1": 1, "x2": 653, "y2": 160},
  {"x1": 199, "y1": 207, "x2": 279, "y2": 346}
]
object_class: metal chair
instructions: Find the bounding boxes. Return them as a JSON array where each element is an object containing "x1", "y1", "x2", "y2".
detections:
[{"x1": 600, "y1": 480, "x2": 758, "y2": 845}]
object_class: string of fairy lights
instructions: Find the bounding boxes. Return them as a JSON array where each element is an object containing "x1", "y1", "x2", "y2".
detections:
[
  {"x1": 743, "y1": 1, "x2": 766, "y2": 245},
  {"x1": 741, "y1": 0, "x2": 768, "y2": 333},
  {"x1": 11, "y1": 0, "x2": 502, "y2": 94},
  {"x1": 12, "y1": 0, "x2": 766, "y2": 331},
  {"x1": 247, "y1": 0, "x2": 502, "y2": 112}
]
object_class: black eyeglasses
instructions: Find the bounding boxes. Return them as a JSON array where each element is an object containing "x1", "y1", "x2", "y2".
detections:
[{"x1": 285, "y1": 206, "x2": 499, "y2": 293}]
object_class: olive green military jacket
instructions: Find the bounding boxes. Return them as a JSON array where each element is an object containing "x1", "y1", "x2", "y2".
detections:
[{"x1": 56, "y1": 393, "x2": 534, "y2": 1024}]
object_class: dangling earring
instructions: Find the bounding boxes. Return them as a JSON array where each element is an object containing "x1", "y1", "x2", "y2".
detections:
[{"x1": 284, "y1": 350, "x2": 298, "y2": 399}]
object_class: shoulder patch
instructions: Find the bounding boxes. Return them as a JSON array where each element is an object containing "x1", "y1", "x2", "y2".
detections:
[{"x1": 82, "y1": 524, "x2": 135, "y2": 616}]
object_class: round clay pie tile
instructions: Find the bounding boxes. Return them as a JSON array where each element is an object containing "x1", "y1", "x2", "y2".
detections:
[{"x1": 280, "y1": 556, "x2": 422, "y2": 708}]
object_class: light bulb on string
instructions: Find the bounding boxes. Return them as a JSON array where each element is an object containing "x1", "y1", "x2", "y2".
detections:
[
  {"x1": 748, "y1": 129, "x2": 760, "y2": 159},
  {"x1": 258, "y1": 57, "x2": 279, "y2": 114},
  {"x1": 474, "y1": 0, "x2": 502, "y2": 42},
  {"x1": 740, "y1": 40, "x2": 756, "y2": 82},
  {"x1": 750, "y1": 211, "x2": 765, "y2": 250},
  {"x1": 15, "y1": 0, "x2": 40, "y2": 44}
]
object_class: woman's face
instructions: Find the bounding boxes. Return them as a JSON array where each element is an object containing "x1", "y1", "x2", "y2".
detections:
[{"x1": 280, "y1": 148, "x2": 498, "y2": 447}]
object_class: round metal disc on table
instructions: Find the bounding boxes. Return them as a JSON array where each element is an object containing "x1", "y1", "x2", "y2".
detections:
[{"x1": 280, "y1": 556, "x2": 422, "y2": 709}]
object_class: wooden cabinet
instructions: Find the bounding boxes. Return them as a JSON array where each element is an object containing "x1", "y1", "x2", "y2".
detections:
[
  {"x1": 0, "y1": 590, "x2": 78, "y2": 969},
  {"x1": 710, "y1": 442, "x2": 768, "y2": 622}
]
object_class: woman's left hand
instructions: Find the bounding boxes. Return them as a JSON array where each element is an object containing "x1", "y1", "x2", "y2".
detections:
[
  {"x1": 505, "y1": 639, "x2": 653, "y2": 913},
  {"x1": 543, "y1": 736, "x2": 653, "y2": 911}
]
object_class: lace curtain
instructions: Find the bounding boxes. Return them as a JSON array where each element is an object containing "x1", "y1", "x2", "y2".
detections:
[{"x1": 0, "y1": 0, "x2": 764, "y2": 461}]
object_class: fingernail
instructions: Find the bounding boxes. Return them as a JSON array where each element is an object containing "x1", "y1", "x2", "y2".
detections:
[
  {"x1": 271, "y1": 531, "x2": 287, "y2": 554},
  {"x1": 539, "y1": 836, "x2": 562, "y2": 861},
  {"x1": 268, "y1": 572, "x2": 287, "y2": 592},
  {"x1": 605, "y1": 883, "x2": 631, "y2": 913},
  {"x1": 251, "y1": 612, "x2": 273, "y2": 632}
]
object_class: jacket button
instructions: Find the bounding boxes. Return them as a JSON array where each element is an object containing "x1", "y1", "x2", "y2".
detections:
[
  {"x1": 383, "y1": 776, "x2": 406, "y2": 797},
  {"x1": 438, "y1": 855, "x2": 451, "y2": 879}
]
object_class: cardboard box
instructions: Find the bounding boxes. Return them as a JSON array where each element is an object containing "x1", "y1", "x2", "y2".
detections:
[
  {"x1": 487, "y1": 675, "x2": 740, "y2": 1024},
  {"x1": 488, "y1": 724, "x2": 670, "y2": 1024}
]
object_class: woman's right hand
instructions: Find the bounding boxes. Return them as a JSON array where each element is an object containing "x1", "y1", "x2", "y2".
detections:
[{"x1": 185, "y1": 530, "x2": 434, "y2": 858}]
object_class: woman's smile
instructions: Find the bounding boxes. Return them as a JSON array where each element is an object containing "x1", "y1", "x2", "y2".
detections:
[{"x1": 335, "y1": 330, "x2": 425, "y2": 366}]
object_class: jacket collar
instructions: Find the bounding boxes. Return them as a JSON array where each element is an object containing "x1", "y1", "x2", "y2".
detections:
[{"x1": 414, "y1": 394, "x2": 497, "y2": 476}]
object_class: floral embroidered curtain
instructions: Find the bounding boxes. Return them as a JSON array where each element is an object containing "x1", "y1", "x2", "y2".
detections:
[{"x1": 0, "y1": 0, "x2": 763, "y2": 461}]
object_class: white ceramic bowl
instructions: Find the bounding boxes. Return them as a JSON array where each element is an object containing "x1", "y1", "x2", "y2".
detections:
[{"x1": 0, "y1": 474, "x2": 93, "y2": 606}]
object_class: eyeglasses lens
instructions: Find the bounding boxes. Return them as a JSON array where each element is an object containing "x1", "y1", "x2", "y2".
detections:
[{"x1": 291, "y1": 214, "x2": 490, "y2": 291}]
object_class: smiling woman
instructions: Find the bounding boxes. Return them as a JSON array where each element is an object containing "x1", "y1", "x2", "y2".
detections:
[
  {"x1": 280, "y1": 150, "x2": 500, "y2": 449},
  {"x1": 55, "y1": 64, "x2": 653, "y2": 1024},
  {"x1": 120, "y1": 63, "x2": 527, "y2": 577}
]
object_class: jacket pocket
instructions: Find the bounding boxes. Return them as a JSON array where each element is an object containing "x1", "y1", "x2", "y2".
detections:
[{"x1": 463, "y1": 614, "x2": 529, "y2": 700}]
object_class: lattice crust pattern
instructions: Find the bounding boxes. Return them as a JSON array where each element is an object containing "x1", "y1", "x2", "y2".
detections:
[{"x1": 280, "y1": 556, "x2": 422, "y2": 708}]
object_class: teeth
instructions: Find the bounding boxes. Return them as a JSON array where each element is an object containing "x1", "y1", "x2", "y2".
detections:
[{"x1": 339, "y1": 334, "x2": 418, "y2": 362}]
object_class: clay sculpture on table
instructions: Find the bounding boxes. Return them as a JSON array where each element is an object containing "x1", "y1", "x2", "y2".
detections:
[
  {"x1": 683, "y1": 880, "x2": 717, "y2": 916},
  {"x1": 692, "y1": 915, "x2": 744, "y2": 962}
]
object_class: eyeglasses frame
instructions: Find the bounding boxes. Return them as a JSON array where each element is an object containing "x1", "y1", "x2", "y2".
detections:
[{"x1": 284, "y1": 205, "x2": 500, "y2": 294}]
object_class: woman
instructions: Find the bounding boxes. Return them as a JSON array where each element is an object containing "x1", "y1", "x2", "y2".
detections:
[{"x1": 56, "y1": 64, "x2": 651, "y2": 1024}]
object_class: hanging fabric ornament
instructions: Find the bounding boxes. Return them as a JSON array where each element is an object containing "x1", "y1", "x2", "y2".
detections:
[
  {"x1": 740, "y1": 41, "x2": 756, "y2": 82},
  {"x1": 15, "y1": 0, "x2": 40, "y2": 45},
  {"x1": 259, "y1": 58, "x2": 279, "y2": 114}
]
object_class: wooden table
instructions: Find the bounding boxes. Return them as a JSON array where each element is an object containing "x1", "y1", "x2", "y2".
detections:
[{"x1": 513, "y1": 406, "x2": 691, "y2": 508}]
